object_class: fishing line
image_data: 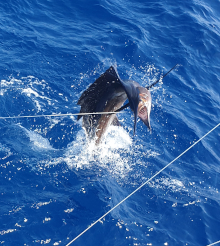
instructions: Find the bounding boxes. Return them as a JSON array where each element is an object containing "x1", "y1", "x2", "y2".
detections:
[
  {"x1": 116, "y1": 64, "x2": 179, "y2": 113},
  {"x1": 207, "y1": 240, "x2": 220, "y2": 246},
  {"x1": 0, "y1": 111, "x2": 124, "y2": 119},
  {"x1": 0, "y1": 65, "x2": 178, "y2": 119},
  {"x1": 65, "y1": 122, "x2": 220, "y2": 246}
]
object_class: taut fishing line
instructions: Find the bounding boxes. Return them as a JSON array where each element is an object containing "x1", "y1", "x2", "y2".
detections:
[
  {"x1": 0, "y1": 111, "x2": 124, "y2": 120},
  {"x1": 207, "y1": 240, "x2": 220, "y2": 246},
  {"x1": 65, "y1": 123, "x2": 220, "y2": 246}
]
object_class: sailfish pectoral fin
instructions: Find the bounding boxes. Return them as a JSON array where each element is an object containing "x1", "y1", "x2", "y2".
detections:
[
  {"x1": 117, "y1": 82, "x2": 141, "y2": 135},
  {"x1": 133, "y1": 104, "x2": 138, "y2": 135}
]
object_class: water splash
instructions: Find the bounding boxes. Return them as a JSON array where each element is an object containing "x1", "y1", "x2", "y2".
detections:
[{"x1": 63, "y1": 126, "x2": 132, "y2": 177}]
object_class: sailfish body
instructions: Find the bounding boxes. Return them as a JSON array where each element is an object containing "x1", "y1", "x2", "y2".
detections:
[{"x1": 77, "y1": 66, "x2": 151, "y2": 145}]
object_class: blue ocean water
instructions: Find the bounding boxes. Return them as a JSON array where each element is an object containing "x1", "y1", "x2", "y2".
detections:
[{"x1": 0, "y1": 0, "x2": 220, "y2": 245}]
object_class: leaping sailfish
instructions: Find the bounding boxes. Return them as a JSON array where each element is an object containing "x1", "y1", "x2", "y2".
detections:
[{"x1": 77, "y1": 65, "x2": 177, "y2": 145}]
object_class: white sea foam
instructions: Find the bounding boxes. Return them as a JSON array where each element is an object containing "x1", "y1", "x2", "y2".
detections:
[
  {"x1": 21, "y1": 87, "x2": 52, "y2": 112},
  {"x1": 0, "y1": 143, "x2": 13, "y2": 162},
  {"x1": 18, "y1": 125, "x2": 54, "y2": 150},
  {"x1": 22, "y1": 88, "x2": 40, "y2": 98},
  {"x1": 63, "y1": 126, "x2": 133, "y2": 176},
  {"x1": 0, "y1": 75, "x2": 52, "y2": 112},
  {"x1": 149, "y1": 177, "x2": 185, "y2": 192},
  {"x1": 0, "y1": 229, "x2": 17, "y2": 235},
  {"x1": 27, "y1": 130, "x2": 53, "y2": 150}
]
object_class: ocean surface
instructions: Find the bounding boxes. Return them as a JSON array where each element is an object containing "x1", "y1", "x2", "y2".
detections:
[{"x1": 0, "y1": 0, "x2": 220, "y2": 245}]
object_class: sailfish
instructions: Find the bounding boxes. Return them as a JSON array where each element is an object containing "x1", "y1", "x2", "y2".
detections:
[{"x1": 77, "y1": 65, "x2": 177, "y2": 145}]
